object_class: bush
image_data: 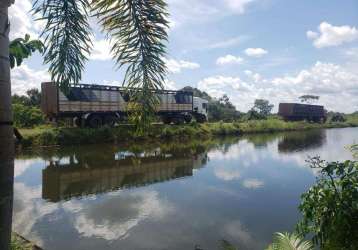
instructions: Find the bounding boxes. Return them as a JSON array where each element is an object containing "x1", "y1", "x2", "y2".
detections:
[
  {"x1": 13, "y1": 103, "x2": 44, "y2": 128},
  {"x1": 330, "y1": 112, "x2": 346, "y2": 122},
  {"x1": 297, "y1": 156, "x2": 358, "y2": 249},
  {"x1": 246, "y1": 110, "x2": 267, "y2": 120}
]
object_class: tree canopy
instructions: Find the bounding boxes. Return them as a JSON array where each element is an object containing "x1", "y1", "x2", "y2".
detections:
[
  {"x1": 299, "y1": 95, "x2": 319, "y2": 104},
  {"x1": 251, "y1": 99, "x2": 274, "y2": 116}
]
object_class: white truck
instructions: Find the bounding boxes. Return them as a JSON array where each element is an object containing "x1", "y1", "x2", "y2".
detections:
[{"x1": 41, "y1": 82, "x2": 208, "y2": 128}]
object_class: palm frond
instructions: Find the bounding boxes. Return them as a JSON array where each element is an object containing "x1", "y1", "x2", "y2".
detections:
[
  {"x1": 33, "y1": 0, "x2": 92, "y2": 90},
  {"x1": 92, "y1": 0, "x2": 169, "y2": 131},
  {"x1": 269, "y1": 232, "x2": 314, "y2": 250}
]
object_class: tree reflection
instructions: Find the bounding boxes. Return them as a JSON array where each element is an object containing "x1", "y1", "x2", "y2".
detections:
[{"x1": 278, "y1": 129, "x2": 326, "y2": 153}]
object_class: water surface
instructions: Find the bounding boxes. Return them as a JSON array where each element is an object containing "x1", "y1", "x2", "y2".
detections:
[{"x1": 13, "y1": 128, "x2": 358, "y2": 250}]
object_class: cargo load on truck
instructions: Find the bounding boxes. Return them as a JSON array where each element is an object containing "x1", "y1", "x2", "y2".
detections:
[
  {"x1": 41, "y1": 82, "x2": 208, "y2": 127},
  {"x1": 278, "y1": 103, "x2": 326, "y2": 123}
]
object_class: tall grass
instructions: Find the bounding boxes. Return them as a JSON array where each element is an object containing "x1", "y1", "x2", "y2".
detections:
[{"x1": 18, "y1": 117, "x2": 358, "y2": 148}]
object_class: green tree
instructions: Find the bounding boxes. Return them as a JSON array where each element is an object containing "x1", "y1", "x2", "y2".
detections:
[
  {"x1": 12, "y1": 89, "x2": 41, "y2": 107},
  {"x1": 297, "y1": 156, "x2": 358, "y2": 249},
  {"x1": 9, "y1": 34, "x2": 44, "y2": 69},
  {"x1": 12, "y1": 104, "x2": 44, "y2": 128},
  {"x1": 180, "y1": 87, "x2": 240, "y2": 122},
  {"x1": 299, "y1": 95, "x2": 319, "y2": 104},
  {"x1": 251, "y1": 99, "x2": 274, "y2": 118}
]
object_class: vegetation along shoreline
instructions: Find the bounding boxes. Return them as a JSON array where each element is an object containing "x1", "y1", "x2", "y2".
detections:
[{"x1": 17, "y1": 117, "x2": 358, "y2": 149}]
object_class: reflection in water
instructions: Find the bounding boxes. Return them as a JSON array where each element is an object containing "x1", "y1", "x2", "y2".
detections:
[
  {"x1": 278, "y1": 129, "x2": 326, "y2": 153},
  {"x1": 42, "y1": 146, "x2": 208, "y2": 202},
  {"x1": 12, "y1": 128, "x2": 358, "y2": 250}
]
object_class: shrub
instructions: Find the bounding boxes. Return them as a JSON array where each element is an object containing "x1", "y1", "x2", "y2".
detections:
[
  {"x1": 13, "y1": 103, "x2": 44, "y2": 128},
  {"x1": 297, "y1": 156, "x2": 358, "y2": 249},
  {"x1": 330, "y1": 112, "x2": 346, "y2": 123},
  {"x1": 246, "y1": 110, "x2": 267, "y2": 120}
]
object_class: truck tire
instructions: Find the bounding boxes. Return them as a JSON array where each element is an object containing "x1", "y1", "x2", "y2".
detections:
[
  {"x1": 196, "y1": 114, "x2": 206, "y2": 123},
  {"x1": 87, "y1": 115, "x2": 103, "y2": 128},
  {"x1": 104, "y1": 115, "x2": 116, "y2": 127},
  {"x1": 184, "y1": 114, "x2": 192, "y2": 123},
  {"x1": 74, "y1": 117, "x2": 82, "y2": 127},
  {"x1": 162, "y1": 116, "x2": 172, "y2": 125},
  {"x1": 173, "y1": 117, "x2": 184, "y2": 125}
]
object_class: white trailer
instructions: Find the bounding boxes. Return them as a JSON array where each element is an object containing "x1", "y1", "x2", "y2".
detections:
[{"x1": 41, "y1": 82, "x2": 208, "y2": 127}]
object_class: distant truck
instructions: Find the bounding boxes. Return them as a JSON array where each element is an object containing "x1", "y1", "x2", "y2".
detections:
[
  {"x1": 278, "y1": 103, "x2": 326, "y2": 123},
  {"x1": 41, "y1": 82, "x2": 208, "y2": 127}
]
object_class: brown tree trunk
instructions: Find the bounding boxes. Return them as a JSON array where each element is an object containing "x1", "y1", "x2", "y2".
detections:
[{"x1": 0, "y1": 1, "x2": 14, "y2": 250}]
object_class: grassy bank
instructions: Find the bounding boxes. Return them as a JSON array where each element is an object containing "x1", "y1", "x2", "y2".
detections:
[
  {"x1": 17, "y1": 116, "x2": 358, "y2": 148},
  {"x1": 11, "y1": 233, "x2": 42, "y2": 250}
]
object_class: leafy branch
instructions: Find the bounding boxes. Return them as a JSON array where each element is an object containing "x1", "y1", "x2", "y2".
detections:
[{"x1": 9, "y1": 34, "x2": 44, "y2": 68}]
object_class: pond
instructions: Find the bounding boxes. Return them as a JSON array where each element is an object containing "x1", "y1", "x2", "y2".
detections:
[{"x1": 12, "y1": 127, "x2": 358, "y2": 250}]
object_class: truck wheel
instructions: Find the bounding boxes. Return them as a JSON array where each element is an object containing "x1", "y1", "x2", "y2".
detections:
[
  {"x1": 196, "y1": 115, "x2": 206, "y2": 123},
  {"x1": 104, "y1": 115, "x2": 116, "y2": 127},
  {"x1": 74, "y1": 117, "x2": 82, "y2": 127},
  {"x1": 87, "y1": 115, "x2": 103, "y2": 128},
  {"x1": 162, "y1": 117, "x2": 172, "y2": 125},
  {"x1": 184, "y1": 114, "x2": 192, "y2": 123},
  {"x1": 173, "y1": 117, "x2": 184, "y2": 125}
]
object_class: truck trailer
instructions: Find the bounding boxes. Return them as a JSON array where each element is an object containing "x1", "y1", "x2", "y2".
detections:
[
  {"x1": 41, "y1": 82, "x2": 208, "y2": 127},
  {"x1": 278, "y1": 103, "x2": 326, "y2": 122}
]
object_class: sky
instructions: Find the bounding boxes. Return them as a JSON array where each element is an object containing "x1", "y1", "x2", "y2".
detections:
[{"x1": 9, "y1": 0, "x2": 358, "y2": 112}]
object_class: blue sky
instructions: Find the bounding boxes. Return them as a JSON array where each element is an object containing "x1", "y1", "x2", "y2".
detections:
[{"x1": 9, "y1": 0, "x2": 358, "y2": 112}]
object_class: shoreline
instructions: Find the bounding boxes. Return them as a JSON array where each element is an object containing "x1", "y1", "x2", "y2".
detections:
[{"x1": 17, "y1": 119, "x2": 358, "y2": 149}]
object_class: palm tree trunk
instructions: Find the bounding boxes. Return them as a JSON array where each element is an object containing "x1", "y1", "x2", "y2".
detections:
[{"x1": 0, "y1": 1, "x2": 14, "y2": 250}]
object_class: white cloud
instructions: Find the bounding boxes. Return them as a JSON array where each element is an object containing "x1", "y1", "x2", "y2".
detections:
[
  {"x1": 307, "y1": 22, "x2": 358, "y2": 48},
  {"x1": 197, "y1": 61, "x2": 358, "y2": 113},
  {"x1": 244, "y1": 70, "x2": 262, "y2": 83},
  {"x1": 215, "y1": 168, "x2": 241, "y2": 181},
  {"x1": 216, "y1": 55, "x2": 244, "y2": 65},
  {"x1": 163, "y1": 79, "x2": 177, "y2": 90},
  {"x1": 198, "y1": 75, "x2": 253, "y2": 99},
  {"x1": 9, "y1": 0, "x2": 40, "y2": 39},
  {"x1": 164, "y1": 58, "x2": 200, "y2": 73},
  {"x1": 72, "y1": 190, "x2": 173, "y2": 241},
  {"x1": 12, "y1": 64, "x2": 49, "y2": 95},
  {"x1": 242, "y1": 178, "x2": 264, "y2": 189},
  {"x1": 224, "y1": 0, "x2": 255, "y2": 14},
  {"x1": 244, "y1": 48, "x2": 268, "y2": 57},
  {"x1": 90, "y1": 38, "x2": 113, "y2": 61},
  {"x1": 168, "y1": 0, "x2": 257, "y2": 28},
  {"x1": 207, "y1": 36, "x2": 249, "y2": 49}
]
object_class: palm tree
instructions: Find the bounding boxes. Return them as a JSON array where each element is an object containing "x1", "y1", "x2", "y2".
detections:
[
  {"x1": 0, "y1": 0, "x2": 168, "y2": 249},
  {"x1": 0, "y1": 1, "x2": 15, "y2": 250},
  {"x1": 33, "y1": 0, "x2": 169, "y2": 131},
  {"x1": 266, "y1": 232, "x2": 313, "y2": 250}
]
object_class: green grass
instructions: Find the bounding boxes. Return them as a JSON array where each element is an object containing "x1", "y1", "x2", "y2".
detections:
[
  {"x1": 11, "y1": 233, "x2": 41, "y2": 250},
  {"x1": 17, "y1": 117, "x2": 358, "y2": 148}
]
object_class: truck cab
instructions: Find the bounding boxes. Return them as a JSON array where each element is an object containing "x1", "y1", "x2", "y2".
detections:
[{"x1": 193, "y1": 97, "x2": 209, "y2": 122}]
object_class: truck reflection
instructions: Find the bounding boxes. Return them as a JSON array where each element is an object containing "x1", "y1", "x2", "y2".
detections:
[
  {"x1": 42, "y1": 149, "x2": 207, "y2": 202},
  {"x1": 278, "y1": 129, "x2": 326, "y2": 153}
]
